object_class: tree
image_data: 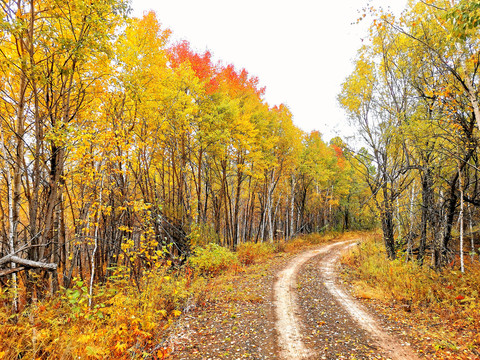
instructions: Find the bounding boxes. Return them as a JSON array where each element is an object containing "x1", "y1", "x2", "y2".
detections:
[{"x1": 341, "y1": 0, "x2": 480, "y2": 269}]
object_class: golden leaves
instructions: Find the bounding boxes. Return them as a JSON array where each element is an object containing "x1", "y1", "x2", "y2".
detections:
[{"x1": 113, "y1": 342, "x2": 128, "y2": 352}]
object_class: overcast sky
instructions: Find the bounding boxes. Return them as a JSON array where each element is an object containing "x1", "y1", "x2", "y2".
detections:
[{"x1": 130, "y1": 0, "x2": 407, "y2": 141}]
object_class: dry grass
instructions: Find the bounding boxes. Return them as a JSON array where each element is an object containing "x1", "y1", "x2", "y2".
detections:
[{"x1": 341, "y1": 232, "x2": 480, "y2": 359}]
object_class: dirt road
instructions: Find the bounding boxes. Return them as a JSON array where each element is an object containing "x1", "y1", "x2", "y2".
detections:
[
  {"x1": 274, "y1": 240, "x2": 421, "y2": 360},
  {"x1": 170, "y1": 240, "x2": 422, "y2": 359}
]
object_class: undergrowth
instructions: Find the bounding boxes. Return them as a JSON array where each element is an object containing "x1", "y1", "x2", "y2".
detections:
[
  {"x1": 0, "y1": 231, "x2": 360, "y2": 359},
  {"x1": 237, "y1": 242, "x2": 275, "y2": 265},
  {"x1": 0, "y1": 266, "x2": 188, "y2": 359},
  {"x1": 341, "y1": 233, "x2": 480, "y2": 359},
  {"x1": 188, "y1": 243, "x2": 240, "y2": 276}
]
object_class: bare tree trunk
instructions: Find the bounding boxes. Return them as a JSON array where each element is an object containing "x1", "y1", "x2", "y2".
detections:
[
  {"x1": 382, "y1": 180, "x2": 396, "y2": 260},
  {"x1": 382, "y1": 206, "x2": 396, "y2": 260},
  {"x1": 418, "y1": 168, "x2": 432, "y2": 264},
  {"x1": 468, "y1": 205, "x2": 475, "y2": 262},
  {"x1": 197, "y1": 148, "x2": 203, "y2": 222},
  {"x1": 266, "y1": 182, "x2": 274, "y2": 243},
  {"x1": 432, "y1": 200, "x2": 444, "y2": 272},
  {"x1": 233, "y1": 167, "x2": 243, "y2": 247},
  {"x1": 12, "y1": 36, "x2": 28, "y2": 313},
  {"x1": 406, "y1": 180, "x2": 415, "y2": 262},
  {"x1": 464, "y1": 75, "x2": 480, "y2": 132},
  {"x1": 1, "y1": 129, "x2": 17, "y2": 312},
  {"x1": 396, "y1": 197, "x2": 402, "y2": 241},
  {"x1": 289, "y1": 175, "x2": 295, "y2": 239},
  {"x1": 458, "y1": 166, "x2": 464, "y2": 273}
]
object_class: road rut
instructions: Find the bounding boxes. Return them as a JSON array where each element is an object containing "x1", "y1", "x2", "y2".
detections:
[{"x1": 274, "y1": 240, "x2": 421, "y2": 360}]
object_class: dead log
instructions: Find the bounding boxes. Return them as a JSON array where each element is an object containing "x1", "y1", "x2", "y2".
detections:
[{"x1": 0, "y1": 253, "x2": 57, "y2": 273}]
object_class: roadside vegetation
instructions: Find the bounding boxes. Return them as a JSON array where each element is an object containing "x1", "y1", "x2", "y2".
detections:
[{"x1": 341, "y1": 232, "x2": 480, "y2": 360}]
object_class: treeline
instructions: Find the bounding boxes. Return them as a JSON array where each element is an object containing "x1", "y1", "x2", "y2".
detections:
[
  {"x1": 339, "y1": 0, "x2": 480, "y2": 270},
  {"x1": 0, "y1": 2, "x2": 373, "y2": 303}
]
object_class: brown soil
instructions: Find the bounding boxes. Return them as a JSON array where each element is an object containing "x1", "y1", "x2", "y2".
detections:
[{"x1": 167, "y1": 254, "x2": 293, "y2": 359}]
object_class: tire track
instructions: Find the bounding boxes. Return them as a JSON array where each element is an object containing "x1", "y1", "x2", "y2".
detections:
[
  {"x1": 273, "y1": 241, "x2": 352, "y2": 359},
  {"x1": 321, "y1": 243, "x2": 420, "y2": 360},
  {"x1": 273, "y1": 240, "x2": 420, "y2": 360}
]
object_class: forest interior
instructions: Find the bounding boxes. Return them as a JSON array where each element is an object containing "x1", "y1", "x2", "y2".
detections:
[{"x1": 0, "y1": 0, "x2": 480, "y2": 359}]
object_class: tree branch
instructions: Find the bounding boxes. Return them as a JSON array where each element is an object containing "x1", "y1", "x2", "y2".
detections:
[
  {"x1": 0, "y1": 266, "x2": 25, "y2": 277},
  {"x1": 0, "y1": 253, "x2": 57, "y2": 271}
]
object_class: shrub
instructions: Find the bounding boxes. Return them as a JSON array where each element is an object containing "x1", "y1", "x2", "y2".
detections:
[
  {"x1": 283, "y1": 238, "x2": 307, "y2": 252},
  {"x1": 188, "y1": 243, "x2": 239, "y2": 276},
  {"x1": 237, "y1": 242, "x2": 274, "y2": 265},
  {"x1": 275, "y1": 232, "x2": 338, "y2": 253},
  {"x1": 301, "y1": 232, "x2": 337, "y2": 244}
]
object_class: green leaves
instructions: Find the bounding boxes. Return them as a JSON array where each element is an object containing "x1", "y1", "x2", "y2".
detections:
[
  {"x1": 445, "y1": 0, "x2": 480, "y2": 40},
  {"x1": 63, "y1": 279, "x2": 89, "y2": 315}
]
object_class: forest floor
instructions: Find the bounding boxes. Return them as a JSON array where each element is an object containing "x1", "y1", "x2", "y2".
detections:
[
  {"x1": 166, "y1": 237, "x2": 428, "y2": 360},
  {"x1": 2, "y1": 233, "x2": 477, "y2": 359}
]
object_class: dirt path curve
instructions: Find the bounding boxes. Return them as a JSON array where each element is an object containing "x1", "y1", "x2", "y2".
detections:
[{"x1": 274, "y1": 240, "x2": 420, "y2": 360}]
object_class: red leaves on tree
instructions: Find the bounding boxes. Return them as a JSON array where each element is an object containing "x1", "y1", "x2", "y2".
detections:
[
  {"x1": 168, "y1": 40, "x2": 219, "y2": 94},
  {"x1": 331, "y1": 144, "x2": 343, "y2": 158},
  {"x1": 167, "y1": 41, "x2": 265, "y2": 99},
  {"x1": 168, "y1": 40, "x2": 212, "y2": 80},
  {"x1": 217, "y1": 64, "x2": 265, "y2": 98},
  {"x1": 331, "y1": 144, "x2": 346, "y2": 169}
]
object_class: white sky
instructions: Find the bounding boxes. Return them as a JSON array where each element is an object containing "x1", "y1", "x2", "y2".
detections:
[{"x1": 130, "y1": 0, "x2": 408, "y2": 141}]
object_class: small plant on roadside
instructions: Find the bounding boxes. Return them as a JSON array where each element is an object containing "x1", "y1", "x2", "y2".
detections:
[
  {"x1": 188, "y1": 243, "x2": 239, "y2": 276},
  {"x1": 237, "y1": 242, "x2": 274, "y2": 265}
]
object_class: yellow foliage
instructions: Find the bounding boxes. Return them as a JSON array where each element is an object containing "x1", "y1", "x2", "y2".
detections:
[{"x1": 0, "y1": 264, "x2": 191, "y2": 359}]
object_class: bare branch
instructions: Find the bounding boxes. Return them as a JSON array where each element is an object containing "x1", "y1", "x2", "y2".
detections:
[{"x1": 0, "y1": 253, "x2": 57, "y2": 271}]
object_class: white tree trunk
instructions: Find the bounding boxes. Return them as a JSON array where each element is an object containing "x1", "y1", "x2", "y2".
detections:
[
  {"x1": 406, "y1": 181, "x2": 415, "y2": 262},
  {"x1": 89, "y1": 174, "x2": 104, "y2": 308},
  {"x1": 468, "y1": 205, "x2": 475, "y2": 262},
  {"x1": 267, "y1": 188, "x2": 274, "y2": 243},
  {"x1": 0, "y1": 130, "x2": 17, "y2": 312},
  {"x1": 289, "y1": 175, "x2": 295, "y2": 239},
  {"x1": 464, "y1": 75, "x2": 480, "y2": 133}
]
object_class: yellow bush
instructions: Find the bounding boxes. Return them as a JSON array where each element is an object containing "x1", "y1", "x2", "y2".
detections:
[
  {"x1": 237, "y1": 242, "x2": 274, "y2": 265},
  {"x1": 188, "y1": 243, "x2": 239, "y2": 276},
  {"x1": 342, "y1": 234, "x2": 480, "y2": 309}
]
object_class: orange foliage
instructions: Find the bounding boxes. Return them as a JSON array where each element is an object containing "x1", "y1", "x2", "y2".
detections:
[
  {"x1": 168, "y1": 40, "x2": 219, "y2": 94},
  {"x1": 331, "y1": 144, "x2": 346, "y2": 169},
  {"x1": 217, "y1": 64, "x2": 265, "y2": 98}
]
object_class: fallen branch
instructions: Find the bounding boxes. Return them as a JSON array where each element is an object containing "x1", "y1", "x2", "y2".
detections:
[
  {"x1": 0, "y1": 253, "x2": 57, "y2": 271},
  {"x1": 0, "y1": 266, "x2": 25, "y2": 277}
]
